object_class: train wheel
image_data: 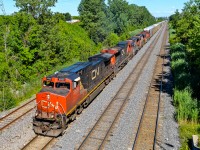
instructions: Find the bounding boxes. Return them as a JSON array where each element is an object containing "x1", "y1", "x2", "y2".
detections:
[
  {"x1": 70, "y1": 112, "x2": 77, "y2": 121},
  {"x1": 105, "y1": 78, "x2": 109, "y2": 85},
  {"x1": 83, "y1": 98, "x2": 89, "y2": 108},
  {"x1": 110, "y1": 73, "x2": 115, "y2": 80},
  {"x1": 77, "y1": 105, "x2": 83, "y2": 114}
]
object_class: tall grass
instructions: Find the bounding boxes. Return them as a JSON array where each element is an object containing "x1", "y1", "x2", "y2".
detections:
[
  {"x1": 174, "y1": 88, "x2": 199, "y2": 123},
  {"x1": 171, "y1": 43, "x2": 199, "y2": 122},
  {"x1": 170, "y1": 42, "x2": 200, "y2": 149}
]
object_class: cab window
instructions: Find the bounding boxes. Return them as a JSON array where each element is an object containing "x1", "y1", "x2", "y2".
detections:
[
  {"x1": 55, "y1": 82, "x2": 70, "y2": 89},
  {"x1": 43, "y1": 81, "x2": 54, "y2": 88}
]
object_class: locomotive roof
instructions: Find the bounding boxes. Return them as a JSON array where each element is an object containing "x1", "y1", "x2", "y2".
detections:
[
  {"x1": 46, "y1": 71, "x2": 79, "y2": 81},
  {"x1": 109, "y1": 46, "x2": 123, "y2": 51},
  {"x1": 130, "y1": 36, "x2": 139, "y2": 41},
  {"x1": 136, "y1": 34, "x2": 144, "y2": 37},
  {"x1": 118, "y1": 41, "x2": 127, "y2": 44},
  {"x1": 60, "y1": 62, "x2": 91, "y2": 73},
  {"x1": 88, "y1": 53, "x2": 114, "y2": 62}
]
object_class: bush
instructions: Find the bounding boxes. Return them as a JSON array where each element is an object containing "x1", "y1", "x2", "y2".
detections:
[
  {"x1": 170, "y1": 43, "x2": 185, "y2": 54},
  {"x1": 174, "y1": 88, "x2": 198, "y2": 123},
  {"x1": 102, "y1": 33, "x2": 119, "y2": 47},
  {"x1": 171, "y1": 58, "x2": 188, "y2": 73},
  {"x1": 0, "y1": 89, "x2": 17, "y2": 111},
  {"x1": 179, "y1": 122, "x2": 200, "y2": 150},
  {"x1": 129, "y1": 29, "x2": 143, "y2": 36},
  {"x1": 171, "y1": 52, "x2": 186, "y2": 60}
]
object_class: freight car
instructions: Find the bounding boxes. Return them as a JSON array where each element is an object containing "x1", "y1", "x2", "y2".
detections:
[
  {"x1": 140, "y1": 31, "x2": 149, "y2": 43},
  {"x1": 33, "y1": 22, "x2": 163, "y2": 137}
]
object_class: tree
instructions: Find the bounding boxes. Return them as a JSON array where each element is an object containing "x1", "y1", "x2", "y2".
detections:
[
  {"x1": 108, "y1": 0, "x2": 129, "y2": 35},
  {"x1": 63, "y1": 12, "x2": 71, "y2": 21},
  {"x1": 78, "y1": 0, "x2": 112, "y2": 43},
  {"x1": 169, "y1": 0, "x2": 200, "y2": 99},
  {"x1": 169, "y1": 10, "x2": 180, "y2": 29},
  {"x1": 14, "y1": 0, "x2": 57, "y2": 19}
]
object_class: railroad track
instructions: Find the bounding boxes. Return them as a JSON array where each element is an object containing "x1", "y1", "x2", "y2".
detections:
[
  {"x1": 76, "y1": 25, "x2": 164, "y2": 150},
  {"x1": 132, "y1": 23, "x2": 168, "y2": 150},
  {"x1": 22, "y1": 135, "x2": 55, "y2": 150},
  {"x1": 0, "y1": 99, "x2": 35, "y2": 131}
]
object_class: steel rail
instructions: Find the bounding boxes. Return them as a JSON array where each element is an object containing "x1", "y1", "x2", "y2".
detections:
[
  {"x1": 153, "y1": 24, "x2": 168, "y2": 150},
  {"x1": 132, "y1": 23, "x2": 168, "y2": 150},
  {"x1": 0, "y1": 98, "x2": 35, "y2": 121},
  {"x1": 21, "y1": 135, "x2": 55, "y2": 150},
  {"x1": 0, "y1": 99, "x2": 35, "y2": 131}
]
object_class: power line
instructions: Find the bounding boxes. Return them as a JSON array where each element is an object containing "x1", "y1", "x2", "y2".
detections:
[{"x1": 0, "y1": 0, "x2": 6, "y2": 15}]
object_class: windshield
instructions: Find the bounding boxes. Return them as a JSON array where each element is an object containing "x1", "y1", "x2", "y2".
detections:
[
  {"x1": 55, "y1": 82, "x2": 70, "y2": 89},
  {"x1": 43, "y1": 81, "x2": 54, "y2": 88}
]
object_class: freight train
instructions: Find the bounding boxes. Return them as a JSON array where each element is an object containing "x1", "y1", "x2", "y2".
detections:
[{"x1": 33, "y1": 21, "x2": 164, "y2": 137}]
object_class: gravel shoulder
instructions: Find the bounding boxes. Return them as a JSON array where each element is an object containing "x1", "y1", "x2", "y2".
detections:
[{"x1": 157, "y1": 39, "x2": 180, "y2": 150}]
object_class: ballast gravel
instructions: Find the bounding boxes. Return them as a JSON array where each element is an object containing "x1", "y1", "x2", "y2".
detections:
[
  {"x1": 0, "y1": 110, "x2": 36, "y2": 150},
  {"x1": 157, "y1": 40, "x2": 180, "y2": 150},
  {"x1": 0, "y1": 96, "x2": 36, "y2": 150}
]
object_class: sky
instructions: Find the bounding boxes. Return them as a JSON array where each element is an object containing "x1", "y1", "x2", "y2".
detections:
[{"x1": 1, "y1": 0, "x2": 189, "y2": 17}]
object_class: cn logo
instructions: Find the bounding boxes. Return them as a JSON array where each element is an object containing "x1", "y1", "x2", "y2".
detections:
[{"x1": 92, "y1": 67, "x2": 100, "y2": 80}]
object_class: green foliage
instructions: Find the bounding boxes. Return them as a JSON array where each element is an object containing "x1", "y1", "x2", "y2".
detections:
[
  {"x1": 72, "y1": 16, "x2": 80, "y2": 20},
  {"x1": 102, "y1": 33, "x2": 119, "y2": 47},
  {"x1": 0, "y1": 88, "x2": 17, "y2": 111},
  {"x1": 108, "y1": 0, "x2": 129, "y2": 35},
  {"x1": 170, "y1": 43, "x2": 189, "y2": 90},
  {"x1": 129, "y1": 29, "x2": 143, "y2": 37},
  {"x1": 169, "y1": 10, "x2": 181, "y2": 29},
  {"x1": 179, "y1": 122, "x2": 200, "y2": 150},
  {"x1": 0, "y1": 0, "x2": 156, "y2": 112},
  {"x1": 171, "y1": 52, "x2": 186, "y2": 61},
  {"x1": 169, "y1": 0, "x2": 200, "y2": 68},
  {"x1": 14, "y1": 0, "x2": 57, "y2": 19},
  {"x1": 78, "y1": 0, "x2": 112, "y2": 43},
  {"x1": 63, "y1": 13, "x2": 72, "y2": 21},
  {"x1": 79, "y1": 0, "x2": 156, "y2": 43},
  {"x1": 174, "y1": 88, "x2": 198, "y2": 123},
  {"x1": 170, "y1": 4, "x2": 200, "y2": 146},
  {"x1": 0, "y1": 9, "x2": 98, "y2": 111}
]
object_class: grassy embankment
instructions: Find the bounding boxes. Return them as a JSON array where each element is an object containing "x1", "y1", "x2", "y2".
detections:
[{"x1": 169, "y1": 27, "x2": 200, "y2": 150}]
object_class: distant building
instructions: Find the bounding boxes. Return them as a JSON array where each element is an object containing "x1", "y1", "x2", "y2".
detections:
[{"x1": 66, "y1": 19, "x2": 80, "y2": 24}]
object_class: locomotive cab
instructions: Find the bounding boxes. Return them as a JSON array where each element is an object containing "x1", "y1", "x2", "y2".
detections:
[
  {"x1": 117, "y1": 40, "x2": 134, "y2": 56},
  {"x1": 33, "y1": 73, "x2": 84, "y2": 137}
]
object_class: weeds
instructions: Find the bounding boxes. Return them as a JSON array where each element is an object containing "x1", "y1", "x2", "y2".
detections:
[{"x1": 170, "y1": 42, "x2": 200, "y2": 149}]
